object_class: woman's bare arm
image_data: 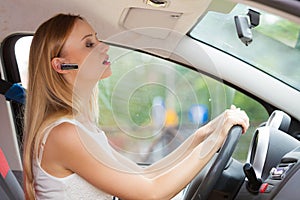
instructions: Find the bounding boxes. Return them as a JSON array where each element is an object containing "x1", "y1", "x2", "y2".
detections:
[
  {"x1": 41, "y1": 106, "x2": 249, "y2": 200},
  {"x1": 43, "y1": 123, "x2": 223, "y2": 200},
  {"x1": 138, "y1": 106, "x2": 249, "y2": 178}
]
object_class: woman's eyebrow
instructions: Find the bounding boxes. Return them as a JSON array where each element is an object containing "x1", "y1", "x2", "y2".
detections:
[{"x1": 81, "y1": 33, "x2": 94, "y2": 41}]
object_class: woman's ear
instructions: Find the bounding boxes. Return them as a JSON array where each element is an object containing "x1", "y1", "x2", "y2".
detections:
[{"x1": 51, "y1": 57, "x2": 67, "y2": 74}]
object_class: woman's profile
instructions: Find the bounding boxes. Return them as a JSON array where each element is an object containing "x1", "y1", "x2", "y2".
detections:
[{"x1": 23, "y1": 13, "x2": 249, "y2": 200}]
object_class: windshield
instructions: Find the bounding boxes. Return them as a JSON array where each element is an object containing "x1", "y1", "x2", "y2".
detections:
[{"x1": 189, "y1": 4, "x2": 300, "y2": 91}]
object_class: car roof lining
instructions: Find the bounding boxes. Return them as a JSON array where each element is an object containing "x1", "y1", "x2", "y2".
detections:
[{"x1": 0, "y1": 0, "x2": 212, "y2": 42}]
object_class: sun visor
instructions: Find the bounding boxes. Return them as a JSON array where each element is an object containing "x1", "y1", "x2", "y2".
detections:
[{"x1": 120, "y1": 7, "x2": 182, "y2": 39}]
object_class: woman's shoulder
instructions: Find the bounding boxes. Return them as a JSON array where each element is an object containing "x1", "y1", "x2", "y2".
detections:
[
  {"x1": 40, "y1": 113, "x2": 75, "y2": 130},
  {"x1": 41, "y1": 116, "x2": 82, "y2": 152},
  {"x1": 47, "y1": 118, "x2": 80, "y2": 143},
  {"x1": 44, "y1": 115, "x2": 101, "y2": 147},
  {"x1": 38, "y1": 117, "x2": 89, "y2": 178}
]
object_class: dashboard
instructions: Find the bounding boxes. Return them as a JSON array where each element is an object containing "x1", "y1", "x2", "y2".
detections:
[{"x1": 237, "y1": 110, "x2": 300, "y2": 199}]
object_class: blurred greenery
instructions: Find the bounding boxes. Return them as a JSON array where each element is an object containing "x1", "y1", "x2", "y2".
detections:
[
  {"x1": 256, "y1": 14, "x2": 300, "y2": 48},
  {"x1": 232, "y1": 90, "x2": 268, "y2": 161}
]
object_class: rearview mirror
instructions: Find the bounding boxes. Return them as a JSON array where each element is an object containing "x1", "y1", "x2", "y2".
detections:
[
  {"x1": 234, "y1": 9, "x2": 260, "y2": 46},
  {"x1": 234, "y1": 15, "x2": 252, "y2": 46}
]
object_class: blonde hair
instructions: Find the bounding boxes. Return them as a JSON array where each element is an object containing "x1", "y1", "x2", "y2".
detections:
[{"x1": 23, "y1": 13, "x2": 84, "y2": 199}]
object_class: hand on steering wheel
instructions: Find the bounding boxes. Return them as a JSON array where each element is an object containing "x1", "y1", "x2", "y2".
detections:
[{"x1": 184, "y1": 125, "x2": 243, "y2": 200}]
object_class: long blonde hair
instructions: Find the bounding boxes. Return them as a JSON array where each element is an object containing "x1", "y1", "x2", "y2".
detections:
[{"x1": 23, "y1": 13, "x2": 84, "y2": 199}]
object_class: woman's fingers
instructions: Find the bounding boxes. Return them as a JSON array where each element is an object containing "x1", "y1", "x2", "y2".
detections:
[
  {"x1": 226, "y1": 106, "x2": 249, "y2": 134},
  {"x1": 203, "y1": 106, "x2": 250, "y2": 141}
]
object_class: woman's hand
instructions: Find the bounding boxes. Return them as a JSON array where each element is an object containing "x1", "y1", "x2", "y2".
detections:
[
  {"x1": 207, "y1": 105, "x2": 249, "y2": 136},
  {"x1": 194, "y1": 105, "x2": 249, "y2": 158}
]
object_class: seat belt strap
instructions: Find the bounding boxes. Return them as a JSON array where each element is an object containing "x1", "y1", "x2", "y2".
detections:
[
  {"x1": 0, "y1": 174, "x2": 16, "y2": 200},
  {"x1": 0, "y1": 79, "x2": 12, "y2": 95}
]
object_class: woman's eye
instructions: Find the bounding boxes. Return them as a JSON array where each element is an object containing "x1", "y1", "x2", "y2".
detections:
[{"x1": 86, "y1": 42, "x2": 94, "y2": 48}]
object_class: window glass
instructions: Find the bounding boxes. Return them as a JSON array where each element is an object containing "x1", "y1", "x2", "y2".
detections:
[
  {"x1": 190, "y1": 4, "x2": 300, "y2": 91},
  {"x1": 98, "y1": 46, "x2": 269, "y2": 163},
  {"x1": 15, "y1": 36, "x2": 268, "y2": 164},
  {"x1": 15, "y1": 36, "x2": 32, "y2": 89}
]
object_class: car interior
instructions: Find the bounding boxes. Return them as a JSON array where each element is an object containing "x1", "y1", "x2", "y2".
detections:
[{"x1": 1, "y1": 0, "x2": 300, "y2": 199}]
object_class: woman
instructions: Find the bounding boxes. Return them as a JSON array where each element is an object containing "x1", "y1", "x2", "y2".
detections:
[{"x1": 23, "y1": 13, "x2": 249, "y2": 200}]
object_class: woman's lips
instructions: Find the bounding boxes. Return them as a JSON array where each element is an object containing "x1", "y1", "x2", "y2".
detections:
[{"x1": 102, "y1": 56, "x2": 110, "y2": 65}]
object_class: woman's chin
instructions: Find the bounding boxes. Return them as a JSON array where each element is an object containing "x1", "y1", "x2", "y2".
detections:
[{"x1": 99, "y1": 68, "x2": 112, "y2": 80}]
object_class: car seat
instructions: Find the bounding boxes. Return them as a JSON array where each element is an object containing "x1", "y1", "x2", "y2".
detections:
[{"x1": 0, "y1": 148, "x2": 24, "y2": 200}]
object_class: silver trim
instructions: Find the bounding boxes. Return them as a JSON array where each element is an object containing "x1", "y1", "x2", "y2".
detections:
[
  {"x1": 246, "y1": 110, "x2": 291, "y2": 179},
  {"x1": 253, "y1": 127, "x2": 271, "y2": 178},
  {"x1": 266, "y1": 110, "x2": 285, "y2": 130}
]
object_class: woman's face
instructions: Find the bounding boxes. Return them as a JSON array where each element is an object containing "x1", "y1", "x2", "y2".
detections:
[{"x1": 57, "y1": 19, "x2": 111, "y2": 83}]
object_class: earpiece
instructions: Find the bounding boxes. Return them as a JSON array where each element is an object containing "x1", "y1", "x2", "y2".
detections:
[{"x1": 61, "y1": 64, "x2": 78, "y2": 70}]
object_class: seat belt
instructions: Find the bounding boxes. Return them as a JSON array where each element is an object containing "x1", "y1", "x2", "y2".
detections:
[
  {"x1": 0, "y1": 174, "x2": 16, "y2": 200},
  {"x1": 0, "y1": 79, "x2": 25, "y2": 105}
]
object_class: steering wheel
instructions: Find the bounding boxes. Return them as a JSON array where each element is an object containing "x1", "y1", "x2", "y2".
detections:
[{"x1": 184, "y1": 125, "x2": 243, "y2": 200}]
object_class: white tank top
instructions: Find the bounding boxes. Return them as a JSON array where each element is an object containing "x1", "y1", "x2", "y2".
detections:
[{"x1": 33, "y1": 118, "x2": 113, "y2": 200}]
